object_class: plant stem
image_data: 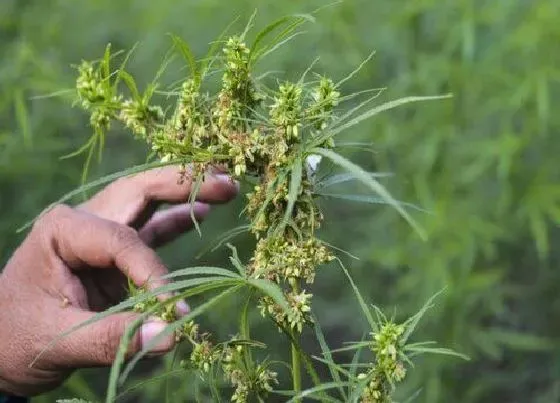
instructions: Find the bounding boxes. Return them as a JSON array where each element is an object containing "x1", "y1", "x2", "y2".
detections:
[{"x1": 291, "y1": 337, "x2": 302, "y2": 402}]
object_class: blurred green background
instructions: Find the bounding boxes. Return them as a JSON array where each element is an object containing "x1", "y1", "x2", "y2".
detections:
[{"x1": 1, "y1": 0, "x2": 560, "y2": 402}]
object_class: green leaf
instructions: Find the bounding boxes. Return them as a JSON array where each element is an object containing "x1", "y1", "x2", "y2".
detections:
[
  {"x1": 32, "y1": 277, "x2": 238, "y2": 371},
  {"x1": 17, "y1": 159, "x2": 181, "y2": 233},
  {"x1": 329, "y1": 94, "x2": 452, "y2": 138},
  {"x1": 348, "y1": 333, "x2": 367, "y2": 379},
  {"x1": 14, "y1": 88, "x2": 31, "y2": 148},
  {"x1": 118, "y1": 70, "x2": 141, "y2": 101},
  {"x1": 335, "y1": 258, "x2": 378, "y2": 333},
  {"x1": 249, "y1": 14, "x2": 314, "y2": 65},
  {"x1": 170, "y1": 34, "x2": 200, "y2": 85},
  {"x1": 286, "y1": 382, "x2": 353, "y2": 402},
  {"x1": 199, "y1": 16, "x2": 240, "y2": 78},
  {"x1": 277, "y1": 155, "x2": 303, "y2": 235},
  {"x1": 246, "y1": 278, "x2": 290, "y2": 313},
  {"x1": 189, "y1": 173, "x2": 204, "y2": 236},
  {"x1": 405, "y1": 346, "x2": 470, "y2": 361},
  {"x1": 162, "y1": 266, "x2": 240, "y2": 280},
  {"x1": 317, "y1": 172, "x2": 393, "y2": 189},
  {"x1": 240, "y1": 290, "x2": 254, "y2": 369},
  {"x1": 311, "y1": 314, "x2": 347, "y2": 400},
  {"x1": 113, "y1": 43, "x2": 138, "y2": 91},
  {"x1": 60, "y1": 133, "x2": 96, "y2": 160},
  {"x1": 317, "y1": 192, "x2": 428, "y2": 213},
  {"x1": 313, "y1": 148, "x2": 426, "y2": 239},
  {"x1": 241, "y1": 8, "x2": 258, "y2": 40},
  {"x1": 195, "y1": 225, "x2": 250, "y2": 259},
  {"x1": 118, "y1": 285, "x2": 243, "y2": 389},
  {"x1": 402, "y1": 290, "x2": 444, "y2": 343},
  {"x1": 227, "y1": 243, "x2": 247, "y2": 277},
  {"x1": 336, "y1": 51, "x2": 375, "y2": 88}
]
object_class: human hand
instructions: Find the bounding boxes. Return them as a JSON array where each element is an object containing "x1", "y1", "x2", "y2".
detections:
[{"x1": 0, "y1": 167, "x2": 238, "y2": 396}]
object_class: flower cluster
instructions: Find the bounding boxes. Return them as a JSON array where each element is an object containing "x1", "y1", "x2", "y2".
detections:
[
  {"x1": 307, "y1": 76, "x2": 340, "y2": 132},
  {"x1": 119, "y1": 98, "x2": 164, "y2": 139},
  {"x1": 250, "y1": 236, "x2": 333, "y2": 284},
  {"x1": 222, "y1": 344, "x2": 278, "y2": 403},
  {"x1": 358, "y1": 322, "x2": 408, "y2": 403},
  {"x1": 77, "y1": 33, "x2": 342, "y2": 401},
  {"x1": 75, "y1": 61, "x2": 121, "y2": 131}
]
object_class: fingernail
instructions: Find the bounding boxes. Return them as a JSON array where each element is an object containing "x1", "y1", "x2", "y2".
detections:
[
  {"x1": 176, "y1": 300, "x2": 190, "y2": 316},
  {"x1": 216, "y1": 174, "x2": 240, "y2": 190},
  {"x1": 191, "y1": 202, "x2": 211, "y2": 218},
  {"x1": 140, "y1": 320, "x2": 175, "y2": 356}
]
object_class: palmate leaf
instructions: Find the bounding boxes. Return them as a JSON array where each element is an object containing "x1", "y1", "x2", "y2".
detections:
[
  {"x1": 111, "y1": 265, "x2": 291, "y2": 391},
  {"x1": 247, "y1": 278, "x2": 290, "y2": 313},
  {"x1": 109, "y1": 285, "x2": 243, "y2": 402},
  {"x1": 31, "y1": 276, "x2": 238, "y2": 370},
  {"x1": 312, "y1": 147, "x2": 427, "y2": 239}
]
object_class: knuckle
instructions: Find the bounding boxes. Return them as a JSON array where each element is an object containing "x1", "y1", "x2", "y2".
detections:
[
  {"x1": 98, "y1": 319, "x2": 121, "y2": 364},
  {"x1": 111, "y1": 224, "x2": 140, "y2": 255},
  {"x1": 99, "y1": 315, "x2": 137, "y2": 364},
  {"x1": 32, "y1": 204, "x2": 73, "y2": 235}
]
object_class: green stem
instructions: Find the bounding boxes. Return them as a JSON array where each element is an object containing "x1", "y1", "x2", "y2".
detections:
[{"x1": 291, "y1": 336, "x2": 302, "y2": 402}]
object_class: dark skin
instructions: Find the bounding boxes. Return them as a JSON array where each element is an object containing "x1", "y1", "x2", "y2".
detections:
[{"x1": 0, "y1": 167, "x2": 238, "y2": 396}]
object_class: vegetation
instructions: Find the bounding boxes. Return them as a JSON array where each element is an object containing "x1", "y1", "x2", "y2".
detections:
[{"x1": 1, "y1": 1, "x2": 559, "y2": 402}]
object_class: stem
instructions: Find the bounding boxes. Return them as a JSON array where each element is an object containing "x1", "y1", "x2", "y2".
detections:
[{"x1": 291, "y1": 335, "x2": 302, "y2": 401}]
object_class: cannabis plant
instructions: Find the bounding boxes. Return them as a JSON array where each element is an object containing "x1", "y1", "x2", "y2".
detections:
[{"x1": 30, "y1": 11, "x2": 465, "y2": 403}]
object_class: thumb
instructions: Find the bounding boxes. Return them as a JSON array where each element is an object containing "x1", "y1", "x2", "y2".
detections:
[{"x1": 48, "y1": 308, "x2": 175, "y2": 368}]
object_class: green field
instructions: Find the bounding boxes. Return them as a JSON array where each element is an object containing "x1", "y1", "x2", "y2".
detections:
[{"x1": 1, "y1": 1, "x2": 560, "y2": 402}]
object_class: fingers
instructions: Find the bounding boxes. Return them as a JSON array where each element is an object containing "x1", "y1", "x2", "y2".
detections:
[
  {"x1": 38, "y1": 205, "x2": 168, "y2": 292},
  {"x1": 138, "y1": 202, "x2": 210, "y2": 248},
  {"x1": 50, "y1": 308, "x2": 175, "y2": 368},
  {"x1": 79, "y1": 166, "x2": 238, "y2": 226}
]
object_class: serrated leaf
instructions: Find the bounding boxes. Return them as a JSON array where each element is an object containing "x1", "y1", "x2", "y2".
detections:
[
  {"x1": 247, "y1": 278, "x2": 290, "y2": 313},
  {"x1": 329, "y1": 94, "x2": 452, "y2": 138},
  {"x1": 170, "y1": 34, "x2": 200, "y2": 85},
  {"x1": 313, "y1": 148, "x2": 426, "y2": 239},
  {"x1": 118, "y1": 70, "x2": 141, "y2": 101}
]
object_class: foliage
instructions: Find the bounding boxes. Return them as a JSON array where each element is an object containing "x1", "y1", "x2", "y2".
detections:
[
  {"x1": 26, "y1": 12, "x2": 461, "y2": 402},
  {"x1": 0, "y1": 1, "x2": 559, "y2": 402}
]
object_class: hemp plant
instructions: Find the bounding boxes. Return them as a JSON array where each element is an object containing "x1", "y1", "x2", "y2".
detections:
[{"x1": 31, "y1": 11, "x2": 465, "y2": 403}]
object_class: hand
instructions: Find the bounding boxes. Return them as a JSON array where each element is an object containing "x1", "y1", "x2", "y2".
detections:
[{"x1": 0, "y1": 167, "x2": 238, "y2": 396}]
